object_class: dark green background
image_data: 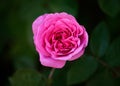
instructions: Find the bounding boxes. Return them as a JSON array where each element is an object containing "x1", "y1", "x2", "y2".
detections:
[{"x1": 0, "y1": 0, "x2": 120, "y2": 86}]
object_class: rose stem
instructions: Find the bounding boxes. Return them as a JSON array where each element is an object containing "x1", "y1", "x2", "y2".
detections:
[
  {"x1": 48, "y1": 68, "x2": 55, "y2": 86},
  {"x1": 48, "y1": 68, "x2": 55, "y2": 79}
]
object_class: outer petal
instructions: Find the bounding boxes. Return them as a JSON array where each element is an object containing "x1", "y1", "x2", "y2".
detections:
[
  {"x1": 80, "y1": 27, "x2": 89, "y2": 47},
  {"x1": 68, "y1": 30, "x2": 88, "y2": 61},
  {"x1": 32, "y1": 14, "x2": 47, "y2": 35},
  {"x1": 59, "y1": 12, "x2": 76, "y2": 21},
  {"x1": 68, "y1": 49, "x2": 85, "y2": 61},
  {"x1": 40, "y1": 54, "x2": 66, "y2": 68},
  {"x1": 34, "y1": 25, "x2": 55, "y2": 56},
  {"x1": 84, "y1": 31, "x2": 89, "y2": 47},
  {"x1": 51, "y1": 54, "x2": 72, "y2": 60}
]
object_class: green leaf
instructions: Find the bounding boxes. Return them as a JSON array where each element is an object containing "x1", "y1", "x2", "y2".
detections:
[
  {"x1": 9, "y1": 69, "x2": 45, "y2": 86},
  {"x1": 98, "y1": 0, "x2": 120, "y2": 17},
  {"x1": 86, "y1": 69, "x2": 115, "y2": 86},
  {"x1": 90, "y1": 22, "x2": 110, "y2": 57},
  {"x1": 104, "y1": 37, "x2": 120, "y2": 67},
  {"x1": 67, "y1": 55, "x2": 98, "y2": 85}
]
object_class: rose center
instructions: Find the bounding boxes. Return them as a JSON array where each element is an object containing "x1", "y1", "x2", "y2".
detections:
[
  {"x1": 54, "y1": 32, "x2": 63, "y2": 40},
  {"x1": 54, "y1": 40, "x2": 75, "y2": 56},
  {"x1": 54, "y1": 34, "x2": 62, "y2": 40}
]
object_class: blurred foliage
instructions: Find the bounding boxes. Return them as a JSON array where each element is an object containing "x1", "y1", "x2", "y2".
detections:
[
  {"x1": 98, "y1": 0, "x2": 120, "y2": 17},
  {"x1": 0, "y1": 0, "x2": 120, "y2": 86},
  {"x1": 90, "y1": 22, "x2": 110, "y2": 57},
  {"x1": 9, "y1": 69, "x2": 45, "y2": 86},
  {"x1": 67, "y1": 55, "x2": 98, "y2": 85}
]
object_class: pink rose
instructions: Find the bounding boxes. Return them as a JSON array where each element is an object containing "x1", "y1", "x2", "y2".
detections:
[{"x1": 32, "y1": 12, "x2": 88, "y2": 68}]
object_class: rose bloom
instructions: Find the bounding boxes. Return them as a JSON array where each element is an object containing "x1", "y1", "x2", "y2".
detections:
[{"x1": 32, "y1": 12, "x2": 88, "y2": 68}]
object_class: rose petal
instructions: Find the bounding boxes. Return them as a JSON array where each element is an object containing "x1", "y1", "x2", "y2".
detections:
[
  {"x1": 40, "y1": 54, "x2": 66, "y2": 68},
  {"x1": 59, "y1": 12, "x2": 76, "y2": 21},
  {"x1": 34, "y1": 37, "x2": 50, "y2": 56},
  {"x1": 51, "y1": 54, "x2": 72, "y2": 60},
  {"x1": 79, "y1": 29, "x2": 89, "y2": 47},
  {"x1": 69, "y1": 42, "x2": 85, "y2": 59},
  {"x1": 52, "y1": 43, "x2": 84, "y2": 61},
  {"x1": 68, "y1": 49, "x2": 85, "y2": 61},
  {"x1": 32, "y1": 14, "x2": 47, "y2": 35},
  {"x1": 35, "y1": 25, "x2": 55, "y2": 56},
  {"x1": 84, "y1": 31, "x2": 89, "y2": 47}
]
